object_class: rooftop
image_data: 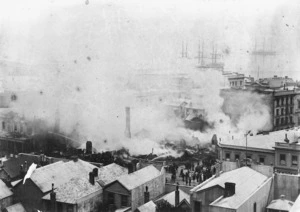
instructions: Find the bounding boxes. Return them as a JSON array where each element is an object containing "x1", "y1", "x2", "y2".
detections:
[
  {"x1": 96, "y1": 163, "x2": 128, "y2": 186},
  {"x1": 0, "y1": 179, "x2": 13, "y2": 199},
  {"x1": 192, "y1": 167, "x2": 269, "y2": 209},
  {"x1": 156, "y1": 189, "x2": 190, "y2": 207},
  {"x1": 290, "y1": 194, "x2": 300, "y2": 212},
  {"x1": 30, "y1": 159, "x2": 97, "y2": 193},
  {"x1": 42, "y1": 163, "x2": 127, "y2": 204},
  {"x1": 116, "y1": 165, "x2": 161, "y2": 191},
  {"x1": 137, "y1": 201, "x2": 156, "y2": 212},
  {"x1": 219, "y1": 129, "x2": 300, "y2": 151},
  {"x1": 5, "y1": 203, "x2": 26, "y2": 212},
  {"x1": 266, "y1": 196, "x2": 294, "y2": 211},
  {"x1": 42, "y1": 177, "x2": 101, "y2": 204}
]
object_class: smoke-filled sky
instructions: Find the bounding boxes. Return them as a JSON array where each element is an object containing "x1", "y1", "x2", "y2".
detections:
[{"x1": 0, "y1": 0, "x2": 300, "y2": 154}]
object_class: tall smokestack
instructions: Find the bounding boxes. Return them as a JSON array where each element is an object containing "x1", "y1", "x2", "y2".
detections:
[
  {"x1": 125, "y1": 107, "x2": 131, "y2": 138},
  {"x1": 86, "y1": 141, "x2": 92, "y2": 154}
]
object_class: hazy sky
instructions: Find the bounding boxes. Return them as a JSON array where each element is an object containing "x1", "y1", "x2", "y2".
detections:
[{"x1": 0, "y1": 0, "x2": 300, "y2": 81}]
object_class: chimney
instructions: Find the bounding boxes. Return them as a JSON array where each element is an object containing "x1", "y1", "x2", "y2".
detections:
[
  {"x1": 19, "y1": 165, "x2": 25, "y2": 178},
  {"x1": 50, "y1": 183, "x2": 57, "y2": 212},
  {"x1": 128, "y1": 163, "x2": 133, "y2": 174},
  {"x1": 280, "y1": 194, "x2": 285, "y2": 200},
  {"x1": 144, "y1": 186, "x2": 150, "y2": 203},
  {"x1": 89, "y1": 172, "x2": 95, "y2": 185},
  {"x1": 224, "y1": 182, "x2": 235, "y2": 198},
  {"x1": 93, "y1": 168, "x2": 98, "y2": 177},
  {"x1": 125, "y1": 107, "x2": 131, "y2": 138},
  {"x1": 86, "y1": 141, "x2": 92, "y2": 154},
  {"x1": 175, "y1": 183, "x2": 180, "y2": 206},
  {"x1": 284, "y1": 134, "x2": 289, "y2": 143},
  {"x1": 24, "y1": 161, "x2": 28, "y2": 172},
  {"x1": 215, "y1": 163, "x2": 220, "y2": 177}
]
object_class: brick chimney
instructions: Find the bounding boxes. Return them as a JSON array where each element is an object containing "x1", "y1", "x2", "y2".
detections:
[
  {"x1": 86, "y1": 141, "x2": 92, "y2": 154},
  {"x1": 175, "y1": 183, "x2": 180, "y2": 206},
  {"x1": 50, "y1": 183, "x2": 57, "y2": 212},
  {"x1": 89, "y1": 172, "x2": 95, "y2": 185},
  {"x1": 144, "y1": 186, "x2": 150, "y2": 203},
  {"x1": 93, "y1": 168, "x2": 98, "y2": 177},
  {"x1": 224, "y1": 182, "x2": 235, "y2": 198},
  {"x1": 125, "y1": 107, "x2": 131, "y2": 138}
]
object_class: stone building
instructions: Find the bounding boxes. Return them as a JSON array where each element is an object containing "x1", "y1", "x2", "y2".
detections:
[
  {"x1": 216, "y1": 129, "x2": 300, "y2": 174},
  {"x1": 103, "y1": 165, "x2": 165, "y2": 211}
]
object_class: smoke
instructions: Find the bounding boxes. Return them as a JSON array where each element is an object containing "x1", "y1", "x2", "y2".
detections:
[{"x1": 0, "y1": 0, "x2": 290, "y2": 156}]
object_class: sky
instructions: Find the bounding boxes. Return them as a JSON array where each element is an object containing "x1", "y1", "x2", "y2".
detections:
[
  {"x1": 0, "y1": 0, "x2": 300, "y2": 80},
  {"x1": 0, "y1": 0, "x2": 299, "y2": 154}
]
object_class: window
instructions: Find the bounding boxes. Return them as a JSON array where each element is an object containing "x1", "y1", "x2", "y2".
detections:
[
  {"x1": 276, "y1": 118, "x2": 280, "y2": 126},
  {"x1": 194, "y1": 201, "x2": 201, "y2": 212},
  {"x1": 290, "y1": 116, "x2": 293, "y2": 124},
  {"x1": 67, "y1": 205, "x2": 73, "y2": 212},
  {"x1": 290, "y1": 107, "x2": 293, "y2": 114},
  {"x1": 235, "y1": 154, "x2": 240, "y2": 160},
  {"x1": 276, "y1": 109, "x2": 280, "y2": 116},
  {"x1": 281, "y1": 108, "x2": 284, "y2": 115},
  {"x1": 259, "y1": 157, "x2": 265, "y2": 164},
  {"x1": 225, "y1": 153, "x2": 230, "y2": 160},
  {"x1": 246, "y1": 154, "x2": 252, "y2": 159},
  {"x1": 121, "y1": 195, "x2": 128, "y2": 207},
  {"x1": 292, "y1": 155, "x2": 298, "y2": 166},
  {"x1": 240, "y1": 81, "x2": 242, "y2": 86},
  {"x1": 253, "y1": 202, "x2": 257, "y2": 212},
  {"x1": 2, "y1": 122, "x2": 5, "y2": 130},
  {"x1": 108, "y1": 193, "x2": 114, "y2": 205},
  {"x1": 285, "y1": 117, "x2": 288, "y2": 124},
  {"x1": 281, "y1": 118, "x2": 284, "y2": 125},
  {"x1": 280, "y1": 154, "x2": 286, "y2": 165},
  {"x1": 298, "y1": 100, "x2": 300, "y2": 109}
]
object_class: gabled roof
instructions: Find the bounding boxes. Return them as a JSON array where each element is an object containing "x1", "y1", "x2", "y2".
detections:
[
  {"x1": 193, "y1": 167, "x2": 269, "y2": 209},
  {"x1": 267, "y1": 196, "x2": 294, "y2": 211},
  {"x1": 115, "y1": 165, "x2": 161, "y2": 191},
  {"x1": 42, "y1": 177, "x2": 101, "y2": 204},
  {"x1": 5, "y1": 203, "x2": 26, "y2": 212},
  {"x1": 42, "y1": 163, "x2": 127, "y2": 204},
  {"x1": 137, "y1": 200, "x2": 156, "y2": 212},
  {"x1": 155, "y1": 189, "x2": 190, "y2": 207},
  {"x1": 30, "y1": 159, "x2": 97, "y2": 193},
  {"x1": 96, "y1": 163, "x2": 128, "y2": 186},
  {"x1": 0, "y1": 179, "x2": 13, "y2": 199},
  {"x1": 2, "y1": 154, "x2": 40, "y2": 179}
]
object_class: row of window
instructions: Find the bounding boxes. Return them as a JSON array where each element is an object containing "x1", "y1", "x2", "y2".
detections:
[
  {"x1": 275, "y1": 116, "x2": 293, "y2": 126},
  {"x1": 275, "y1": 107, "x2": 294, "y2": 116},
  {"x1": 230, "y1": 80, "x2": 243, "y2": 87},
  {"x1": 275, "y1": 96, "x2": 294, "y2": 107},
  {"x1": 225, "y1": 152, "x2": 265, "y2": 164},
  {"x1": 279, "y1": 154, "x2": 298, "y2": 166}
]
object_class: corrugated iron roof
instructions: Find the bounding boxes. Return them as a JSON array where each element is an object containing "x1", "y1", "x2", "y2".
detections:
[
  {"x1": 156, "y1": 189, "x2": 190, "y2": 207},
  {"x1": 30, "y1": 159, "x2": 97, "y2": 193},
  {"x1": 117, "y1": 165, "x2": 161, "y2": 191},
  {"x1": 195, "y1": 167, "x2": 268, "y2": 209},
  {"x1": 5, "y1": 203, "x2": 26, "y2": 212},
  {"x1": 137, "y1": 200, "x2": 156, "y2": 212},
  {"x1": 0, "y1": 179, "x2": 13, "y2": 199}
]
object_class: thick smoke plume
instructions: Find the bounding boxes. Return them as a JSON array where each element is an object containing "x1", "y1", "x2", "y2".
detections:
[{"x1": 0, "y1": 0, "x2": 291, "y2": 156}]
